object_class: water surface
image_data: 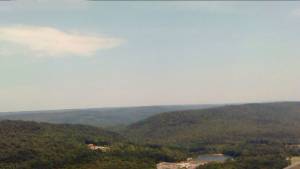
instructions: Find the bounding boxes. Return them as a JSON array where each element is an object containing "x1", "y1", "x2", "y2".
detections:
[{"x1": 197, "y1": 154, "x2": 231, "y2": 162}]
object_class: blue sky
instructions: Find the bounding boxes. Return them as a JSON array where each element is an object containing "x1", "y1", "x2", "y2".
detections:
[{"x1": 0, "y1": 1, "x2": 300, "y2": 112}]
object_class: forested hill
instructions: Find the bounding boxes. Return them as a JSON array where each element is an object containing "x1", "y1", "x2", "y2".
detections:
[
  {"x1": 0, "y1": 120, "x2": 186, "y2": 169},
  {"x1": 0, "y1": 105, "x2": 215, "y2": 128},
  {"x1": 0, "y1": 120, "x2": 119, "y2": 169},
  {"x1": 125, "y1": 102, "x2": 300, "y2": 148}
]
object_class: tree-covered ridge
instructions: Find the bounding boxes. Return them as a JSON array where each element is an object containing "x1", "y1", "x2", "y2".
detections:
[
  {"x1": 2, "y1": 102, "x2": 300, "y2": 169},
  {"x1": 0, "y1": 120, "x2": 186, "y2": 169},
  {"x1": 0, "y1": 105, "x2": 215, "y2": 128},
  {"x1": 125, "y1": 102, "x2": 300, "y2": 149},
  {"x1": 123, "y1": 102, "x2": 300, "y2": 169}
]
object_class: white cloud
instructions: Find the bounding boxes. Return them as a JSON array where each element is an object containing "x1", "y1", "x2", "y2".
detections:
[{"x1": 0, "y1": 25, "x2": 123, "y2": 58}]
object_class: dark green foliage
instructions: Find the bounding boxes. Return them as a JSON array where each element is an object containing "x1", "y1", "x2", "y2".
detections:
[
  {"x1": 125, "y1": 102, "x2": 300, "y2": 149},
  {"x1": 2, "y1": 102, "x2": 300, "y2": 169},
  {"x1": 0, "y1": 120, "x2": 186, "y2": 169},
  {"x1": 123, "y1": 102, "x2": 300, "y2": 169},
  {"x1": 198, "y1": 141, "x2": 289, "y2": 169}
]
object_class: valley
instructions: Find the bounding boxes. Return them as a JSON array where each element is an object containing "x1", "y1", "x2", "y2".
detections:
[
  {"x1": 1, "y1": 102, "x2": 300, "y2": 169},
  {"x1": 0, "y1": 105, "x2": 216, "y2": 128},
  {"x1": 1, "y1": 1, "x2": 299, "y2": 168}
]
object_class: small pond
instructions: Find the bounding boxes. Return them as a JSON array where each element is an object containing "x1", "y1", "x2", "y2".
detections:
[{"x1": 197, "y1": 154, "x2": 231, "y2": 162}]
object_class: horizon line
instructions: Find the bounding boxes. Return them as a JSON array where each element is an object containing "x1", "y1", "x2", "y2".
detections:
[{"x1": 1, "y1": 100, "x2": 299, "y2": 114}]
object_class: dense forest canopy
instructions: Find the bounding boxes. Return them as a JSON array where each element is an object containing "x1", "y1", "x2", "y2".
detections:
[
  {"x1": 2, "y1": 102, "x2": 300, "y2": 169},
  {"x1": 125, "y1": 102, "x2": 300, "y2": 149},
  {"x1": 0, "y1": 120, "x2": 186, "y2": 169},
  {"x1": 123, "y1": 102, "x2": 300, "y2": 169}
]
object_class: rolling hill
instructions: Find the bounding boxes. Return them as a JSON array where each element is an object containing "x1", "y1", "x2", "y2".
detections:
[
  {"x1": 2, "y1": 102, "x2": 298, "y2": 169},
  {"x1": 0, "y1": 105, "x2": 215, "y2": 128},
  {"x1": 125, "y1": 102, "x2": 300, "y2": 149},
  {"x1": 0, "y1": 120, "x2": 186, "y2": 169}
]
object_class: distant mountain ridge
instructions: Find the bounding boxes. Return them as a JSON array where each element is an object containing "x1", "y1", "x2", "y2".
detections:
[
  {"x1": 0, "y1": 104, "x2": 217, "y2": 127},
  {"x1": 124, "y1": 102, "x2": 300, "y2": 148}
]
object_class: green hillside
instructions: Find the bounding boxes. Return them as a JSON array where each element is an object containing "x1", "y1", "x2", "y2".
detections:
[
  {"x1": 0, "y1": 120, "x2": 186, "y2": 169},
  {"x1": 2, "y1": 102, "x2": 300, "y2": 169},
  {"x1": 0, "y1": 105, "x2": 215, "y2": 128},
  {"x1": 125, "y1": 102, "x2": 300, "y2": 149}
]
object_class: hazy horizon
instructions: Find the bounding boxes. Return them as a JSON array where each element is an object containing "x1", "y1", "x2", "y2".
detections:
[
  {"x1": 1, "y1": 100, "x2": 299, "y2": 114},
  {"x1": 1, "y1": 1, "x2": 300, "y2": 112}
]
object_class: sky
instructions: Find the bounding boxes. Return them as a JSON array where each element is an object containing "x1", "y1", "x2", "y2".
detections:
[{"x1": 0, "y1": 0, "x2": 300, "y2": 112}]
